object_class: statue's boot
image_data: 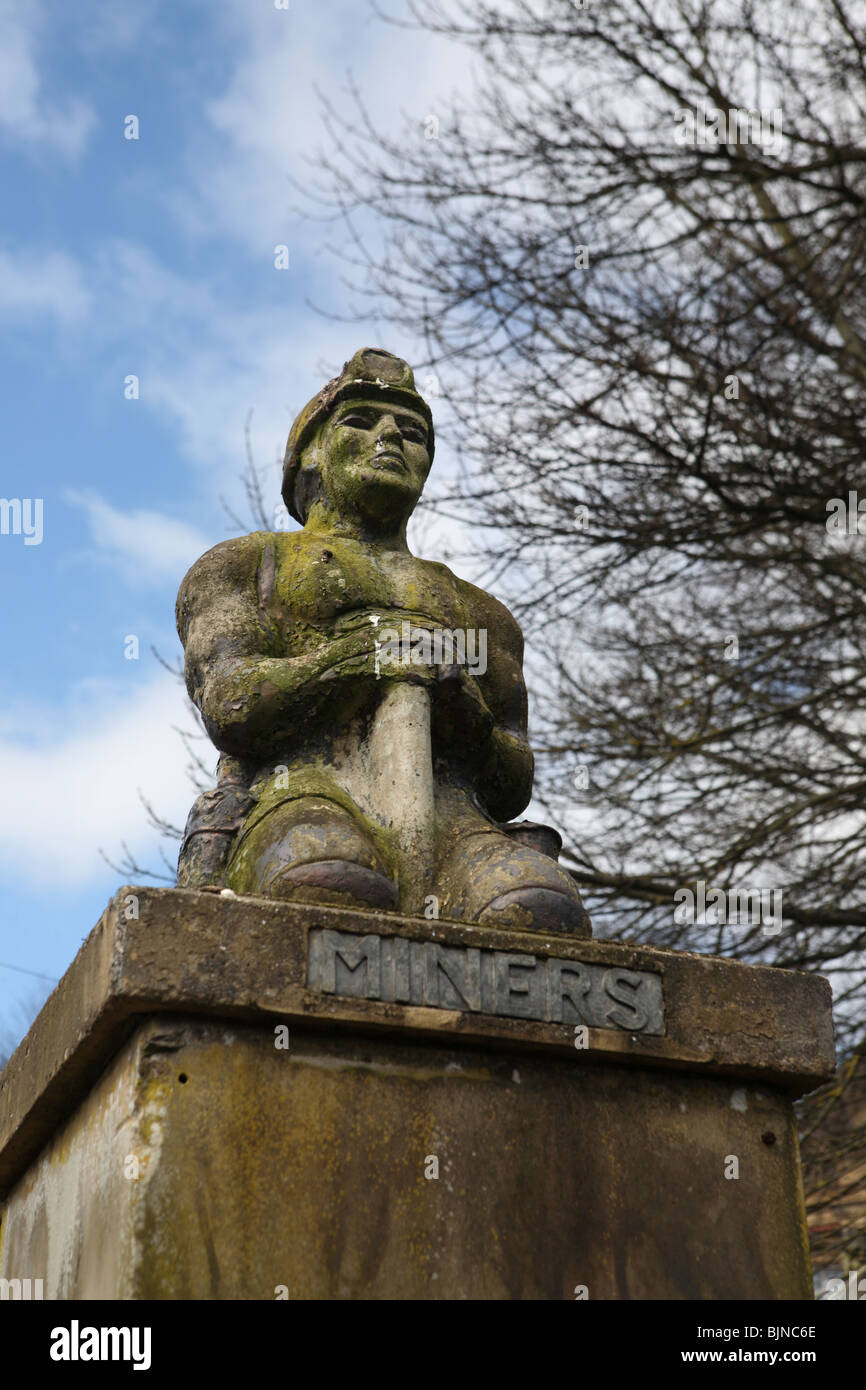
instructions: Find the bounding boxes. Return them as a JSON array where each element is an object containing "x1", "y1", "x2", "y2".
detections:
[
  {"x1": 224, "y1": 794, "x2": 398, "y2": 911},
  {"x1": 434, "y1": 791, "x2": 591, "y2": 937}
]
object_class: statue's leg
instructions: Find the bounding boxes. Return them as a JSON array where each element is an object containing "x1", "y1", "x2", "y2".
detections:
[
  {"x1": 176, "y1": 776, "x2": 254, "y2": 890},
  {"x1": 224, "y1": 794, "x2": 398, "y2": 910},
  {"x1": 434, "y1": 792, "x2": 590, "y2": 936}
]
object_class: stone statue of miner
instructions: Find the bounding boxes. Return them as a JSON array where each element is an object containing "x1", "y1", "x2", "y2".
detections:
[{"x1": 176, "y1": 348, "x2": 590, "y2": 935}]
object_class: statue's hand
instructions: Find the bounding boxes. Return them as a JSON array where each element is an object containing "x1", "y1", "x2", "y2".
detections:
[
  {"x1": 314, "y1": 627, "x2": 379, "y2": 682},
  {"x1": 316, "y1": 625, "x2": 437, "y2": 686}
]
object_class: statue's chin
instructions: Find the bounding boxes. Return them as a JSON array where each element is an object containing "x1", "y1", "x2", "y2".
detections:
[{"x1": 352, "y1": 467, "x2": 420, "y2": 514}]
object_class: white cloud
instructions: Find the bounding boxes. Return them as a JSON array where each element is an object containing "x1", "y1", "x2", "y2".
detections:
[
  {"x1": 66, "y1": 490, "x2": 214, "y2": 586},
  {"x1": 0, "y1": 249, "x2": 91, "y2": 323},
  {"x1": 0, "y1": 0, "x2": 473, "y2": 509},
  {"x1": 173, "y1": 0, "x2": 478, "y2": 255},
  {"x1": 84, "y1": 240, "x2": 362, "y2": 497},
  {"x1": 0, "y1": 234, "x2": 356, "y2": 504},
  {"x1": 0, "y1": 673, "x2": 204, "y2": 888},
  {"x1": 0, "y1": 1, "x2": 95, "y2": 157}
]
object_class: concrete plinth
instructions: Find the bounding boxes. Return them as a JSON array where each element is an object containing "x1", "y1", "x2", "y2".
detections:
[{"x1": 0, "y1": 888, "x2": 835, "y2": 1300}]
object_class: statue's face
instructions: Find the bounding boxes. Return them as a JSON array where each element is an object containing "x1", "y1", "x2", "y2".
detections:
[{"x1": 304, "y1": 395, "x2": 431, "y2": 526}]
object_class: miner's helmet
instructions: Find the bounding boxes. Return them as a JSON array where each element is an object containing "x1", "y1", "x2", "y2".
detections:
[{"x1": 281, "y1": 348, "x2": 435, "y2": 523}]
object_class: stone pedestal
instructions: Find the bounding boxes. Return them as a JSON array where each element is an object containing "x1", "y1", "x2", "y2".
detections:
[{"x1": 0, "y1": 888, "x2": 834, "y2": 1300}]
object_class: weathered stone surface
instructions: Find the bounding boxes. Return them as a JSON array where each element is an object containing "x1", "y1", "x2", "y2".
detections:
[
  {"x1": 1, "y1": 1012, "x2": 817, "y2": 1300},
  {"x1": 0, "y1": 886, "x2": 834, "y2": 1212}
]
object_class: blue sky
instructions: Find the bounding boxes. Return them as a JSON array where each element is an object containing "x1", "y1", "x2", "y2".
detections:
[{"x1": 0, "y1": 0, "x2": 475, "y2": 1043}]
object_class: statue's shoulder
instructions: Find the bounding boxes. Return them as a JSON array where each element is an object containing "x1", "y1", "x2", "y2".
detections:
[
  {"x1": 424, "y1": 558, "x2": 523, "y2": 653},
  {"x1": 176, "y1": 531, "x2": 273, "y2": 626},
  {"x1": 181, "y1": 531, "x2": 274, "y2": 586}
]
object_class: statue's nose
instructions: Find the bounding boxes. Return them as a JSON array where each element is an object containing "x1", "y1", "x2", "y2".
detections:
[{"x1": 377, "y1": 415, "x2": 402, "y2": 444}]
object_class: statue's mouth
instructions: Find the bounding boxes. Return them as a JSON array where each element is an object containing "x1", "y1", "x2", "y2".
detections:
[{"x1": 370, "y1": 451, "x2": 408, "y2": 474}]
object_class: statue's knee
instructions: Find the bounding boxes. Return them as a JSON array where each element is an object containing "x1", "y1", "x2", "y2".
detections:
[
  {"x1": 438, "y1": 832, "x2": 591, "y2": 936},
  {"x1": 479, "y1": 850, "x2": 590, "y2": 935},
  {"x1": 226, "y1": 797, "x2": 397, "y2": 909},
  {"x1": 476, "y1": 883, "x2": 590, "y2": 935}
]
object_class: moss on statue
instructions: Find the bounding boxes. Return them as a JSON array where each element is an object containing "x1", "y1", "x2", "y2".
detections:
[{"x1": 175, "y1": 348, "x2": 590, "y2": 935}]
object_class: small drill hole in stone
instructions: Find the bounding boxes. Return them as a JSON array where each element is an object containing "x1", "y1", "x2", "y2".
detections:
[
  {"x1": 761, "y1": 1130, "x2": 776, "y2": 1146},
  {"x1": 178, "y1": 1073, "x2": 188, "y2": 1084}
]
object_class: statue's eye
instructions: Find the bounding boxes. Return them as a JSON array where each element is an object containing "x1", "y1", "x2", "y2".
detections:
[{"x1": 339, "y1": 412, "x2": 373, "y2": 428}]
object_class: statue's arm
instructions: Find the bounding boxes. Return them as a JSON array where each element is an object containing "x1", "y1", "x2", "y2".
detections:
[
  {"x1": 176, "y1": 535, "x2": 371, "y2": 759},
  {"x1": 476, "y1": 606, "x2": 534, "y2": 821},
  {"x1": 436, "y1": 580, "x2": 534, "y2": 820}
]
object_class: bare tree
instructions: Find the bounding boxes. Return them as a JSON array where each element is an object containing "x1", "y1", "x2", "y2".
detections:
[
  {"x1": 306, "y1": 0, "x2": 866, "y2": 992},
  {"x1": 801, "y1": 1047, "x2": 866, "y2": 1279},
  {"x1": 306, "y1": 0, "x2": 866, "y2": 1266}
]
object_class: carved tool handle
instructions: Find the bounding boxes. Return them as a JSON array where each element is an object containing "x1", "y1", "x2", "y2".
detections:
[{"x1": 367, "y1": 680, "x2": 435, "y2": 914}]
